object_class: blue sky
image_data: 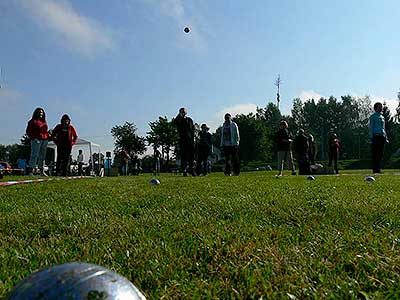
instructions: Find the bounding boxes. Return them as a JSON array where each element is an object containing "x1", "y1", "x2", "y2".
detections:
[{"x1": 1, "y1": 0, "x2": 399, "y2": 153}]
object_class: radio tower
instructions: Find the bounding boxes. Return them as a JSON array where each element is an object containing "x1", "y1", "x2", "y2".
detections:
[{"x1": 275, "y1": 74, "x2": 281, "y2": 110}]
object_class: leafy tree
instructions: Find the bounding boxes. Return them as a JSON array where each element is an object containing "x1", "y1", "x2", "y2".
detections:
[
  {"x1": 147, "y1": 116, "x2": 178, "y2": 170},
  {"x1": 232, "y1": 113, "x2": 269, "y2": 163},
  {"x1": 111, "y1": 122, "x2": 146, "y2": 159}
]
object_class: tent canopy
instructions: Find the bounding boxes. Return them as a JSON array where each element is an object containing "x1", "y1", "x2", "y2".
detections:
[
  {"x1": 47, "y1": 138, "x2": 101, "y2": 170},
  {"x1": 47, "y1": 138, "x2": 100, "y2": 149}
]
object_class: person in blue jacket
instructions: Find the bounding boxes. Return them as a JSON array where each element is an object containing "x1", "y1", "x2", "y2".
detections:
[{"x1": 369, "y1": 102, "x2": 387, "y2": 173}]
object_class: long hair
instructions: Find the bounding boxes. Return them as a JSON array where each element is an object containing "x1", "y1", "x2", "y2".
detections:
[{"x1": 32, "y1": 107, "x2": 46, "y2": 122}]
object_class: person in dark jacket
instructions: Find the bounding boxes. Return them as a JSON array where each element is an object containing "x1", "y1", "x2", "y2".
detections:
[
  {"x1": 153, "y1": 147, "x2": 161, "y2": 175},
  {"x1": 196, "y1": 123, "x2": 212, "y2": 176},
  {"x1": 275, "y1": 120, "x2": 296, "y2": 176},
  {"x1": 173, "y1": 107, "x2": 196, "y2": 176},
  {"x1": 52, "y1": 114, "x2": 78, "y2": 176},
  {"x1": 328, "y1": 133, "x2": 340, "y2": 174},
  {"x1": 26, "y1": 107, "x2": 49, "y2": 176},
  {"x1": 293, "y1": 129, "x2": 310, "y2": 175}
]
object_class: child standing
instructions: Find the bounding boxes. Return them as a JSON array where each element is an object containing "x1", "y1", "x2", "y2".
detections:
[{"x1": 275, "y1": 121, "x2": 296, "y2": 176}]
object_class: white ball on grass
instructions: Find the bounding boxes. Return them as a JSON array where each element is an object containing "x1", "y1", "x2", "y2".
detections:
[
  {"x1": 365, "y1": 176, "x2": 375, "y2": 182},
  {"x1": 149, "y1": 178, "x2": 160, "y2": 185}
]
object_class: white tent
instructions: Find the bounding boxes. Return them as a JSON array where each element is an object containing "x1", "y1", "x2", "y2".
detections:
[{"x1": 47, "y1": 138, "x2": 101, "y2": 170}]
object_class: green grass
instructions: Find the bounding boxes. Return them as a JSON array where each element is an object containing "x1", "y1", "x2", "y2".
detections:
[{"x1": 1, "y1": 172, "x2": 400, "y2": 299}]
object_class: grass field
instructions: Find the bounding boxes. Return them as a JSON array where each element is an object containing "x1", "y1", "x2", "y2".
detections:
[{"x1": 0, "y1": 172, "x2": 400, "y2": 299}]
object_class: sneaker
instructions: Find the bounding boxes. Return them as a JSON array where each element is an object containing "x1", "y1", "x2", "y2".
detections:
[{"x1": 29, "y1": 173, "x2": 34, "y2": 176}]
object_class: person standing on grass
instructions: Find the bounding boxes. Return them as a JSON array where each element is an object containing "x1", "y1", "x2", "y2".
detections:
[
  {"x1": 119, "y1": 148, "x2": 130, "y2": 176},
  {"x1": 275, "y1": 121, "x2": 296, "y2": 176},
  {"x1": 293, "y1": 129, "x2": 310, "y2": 175},
  {"x1": 308, "y1": 134, "x2": 316, "y2": 165},
  {"x1": 153, "y1": 147, "x2": 161, "y2": 175},
  {"x1": 26, "y1": 107, "x2": 49, "y2": 176},
  {"x1": 369, "y1": 102, "x2": 387, "y2": 174},
  {"x1": 173, "y1": 107, "x2": 196, "y2": 176},
  {"x1": 197, "y1": 123, "x2": 212, "y2": 176},
  {"x1": 328, "y1": 133, "x2": 341, "y2": 174},
  {"x1": 52, "y1": 114, "x2": 78, "y2": 176},
  {"x1": 220, "y1": 113, "x2": 240, "y2": 176},
  {"x1": 77, "y1": 149, "x2": 84, "y2": 176}
]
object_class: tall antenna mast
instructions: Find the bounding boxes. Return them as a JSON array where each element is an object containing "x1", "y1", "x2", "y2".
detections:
[{"x1": 275, "y1": 74, "x2": 281, "y2": 109}]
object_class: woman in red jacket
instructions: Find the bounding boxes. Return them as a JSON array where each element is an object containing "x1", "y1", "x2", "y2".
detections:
[
  {"x1": 52, "y1": 114, "x2": 78, "y2": 176},
  {"x1": 26, "y1": 107, "x2": 49, "y2": 176}
]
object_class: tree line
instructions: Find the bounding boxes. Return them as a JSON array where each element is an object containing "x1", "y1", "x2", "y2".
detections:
[{"x1": 110, "y1": 93, "x2": 400, "y2": 171}]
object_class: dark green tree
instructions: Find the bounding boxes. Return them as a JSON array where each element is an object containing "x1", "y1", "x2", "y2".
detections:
[
  {"x1": 111, "y1": 122, "x2": 146, "y2": 159},
  {"x1": 147, "y1": 116, "x2": 178, "y2": 170},
  {"x1": 232, "y1": 113, "x2": 270, "y2": 163}
]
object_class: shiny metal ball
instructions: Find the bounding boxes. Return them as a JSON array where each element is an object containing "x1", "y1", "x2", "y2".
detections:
[{"x1": 7, "y1": 262, "x2": 146, "y2": 300}]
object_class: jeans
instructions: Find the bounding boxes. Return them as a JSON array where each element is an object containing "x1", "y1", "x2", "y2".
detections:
[
  {"x1": 121, "y1": 162, "x2": 129, "y2": 175},
  {"x1": 29, "y1": 139, "x2": 48, "y2": 170}
]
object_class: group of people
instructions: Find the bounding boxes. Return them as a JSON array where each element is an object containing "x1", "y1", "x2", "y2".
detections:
[
  {"x1": 276, "y1": 101, "x2": 388, "y2": 176},
  {"x1": 276, "y1": 120, "x2": 340, "y2": 176},
  {"x1": 173, "y1": 107, "x2": 240, "y2": 176},
  {"x1": 26, "y1": 107, "x2": 78, "y2": 176},
  {"x1": 25, "y1": 102, "x2": 388, "y2": 178}
]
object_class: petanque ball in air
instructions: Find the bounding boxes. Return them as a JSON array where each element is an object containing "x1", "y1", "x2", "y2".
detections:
[
  {"x1": 149, "y1": 178, "x2": 160, "y2": 185},
  {"x1": 365, "y1": 176, "x2": 375, "y2": 182},
  {"x1": 307, "y1": 175, "x2": 315, "y2": 181},
  {"x1": 7, "y1": 262, "x2": 146, "y2": 300},
  {"x1": 184, "y1": 27, "x2": 190, "y2": 33}
]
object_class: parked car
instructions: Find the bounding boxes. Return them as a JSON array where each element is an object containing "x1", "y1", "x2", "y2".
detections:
[{"x1": 0, "y1": 161, "x2": 12, "y2": 175}]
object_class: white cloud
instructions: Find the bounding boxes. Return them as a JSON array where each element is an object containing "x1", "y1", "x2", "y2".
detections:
[
  {"x1": 298, "y1": 90, "x2": 325, "y2": 102},
  {"x1": 206, "y1": 103, "x2": 258, "y2": 131},
  {"x1": 18, "y1": 0, "x2": 115, "y2": 57}
]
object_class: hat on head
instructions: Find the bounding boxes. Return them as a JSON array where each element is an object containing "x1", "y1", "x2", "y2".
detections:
[{"x1": 201, "y1": 123, "x2": 209, "y2": 130}]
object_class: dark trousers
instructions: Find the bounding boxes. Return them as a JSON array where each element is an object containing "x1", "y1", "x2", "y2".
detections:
[
  {"x1": 196, "y1": 146, "x2": 210, "y2": 175},
  {"x1": 78, "y1": 163, "x2": 84, "y2": 176},
  {"x1": 328, "y1": 150, "x2": 339, "y2": 174},
  {"x1": 223, "y1": 146, "x2": 240, "y2": 175},
  {"x1": 297, "y1": 154, "x2": 310, "y2": 175},
  {"x1": 179, "y1": 140, "x2": 194, "y2": 174},
  {"x1": 57, "y1": 146, "x2": 72, "y2": 176},
  {"x1": 372, "y1": 135, "x2": 385, "y2": 173}
]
